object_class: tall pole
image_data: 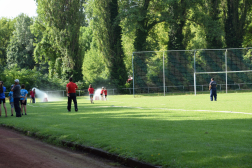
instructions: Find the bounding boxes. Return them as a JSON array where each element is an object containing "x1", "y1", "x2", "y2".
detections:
[
  {"x1": 225, "y1": 49, "x2": 228, "y2": 93},
  {"x1": 132, "y1": 53, "x2": 135, "y2": 98},
  {"x1": 163, "y1": 51, "x2": 165, "y2": 96},
  {"x1": 194, "y1": 50, "x2": 196, "y2": 95}
]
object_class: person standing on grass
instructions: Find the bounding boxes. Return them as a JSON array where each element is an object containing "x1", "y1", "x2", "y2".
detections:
[
  {"x1": 100, "y1": 87, "x2": 104, "y2": 101},
  {"x1": 66, "y1": 77, "x2": 78, "y2": 112},
  {"x1": 20, "y1": 84, "x2": 28, "y2": 115},
  {"x1": 11, "y1": 79, "x2": 21, "y2": 117},
  {"x1": 31, "y1": 88, "x2": 36, "y2": 103},
  {"x1": 88, "y1": 84, "x2": 94, "y2": 104},
  {"x1": 8, "y1": 85, "x2": 14, "y2": 116},
  {"x1": 29, "y1": 89, "x2": 32, "y2": 103},
  {"x1": 104, "y1": 87, "x2": 107, "y2": 101},
  {"x1": 0, "y1": 81, "x2": 8, "y2": 117},
  {"x1": 209, "y1": 78, "x2": 217, "y2": 101}
]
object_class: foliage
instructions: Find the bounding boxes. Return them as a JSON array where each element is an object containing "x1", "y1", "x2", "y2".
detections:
[
  {"x1": 34, "y1": 0, "x2": 85, "y2": 81},
  {"x1": 0, "y1": 67, "x2": 65, "y2": 91},
  {"x1": 1, "y1": 0, "x2": 252, "y2": 91},
  {"x1": 6, "y1": 14, "x2": 35, "y2": 70},
  {"x1": 82, "y1": 38, "x2": 110, "y2": 86},
  {"x1": 86, "y1": 0, "x2": 128, "y2": 87},
  {"x1": 0, "y1": 17, "x2": 16, "y2": 67},
  {"x1": 224, "y1": 0, "x2": 252, "y2": 48}
]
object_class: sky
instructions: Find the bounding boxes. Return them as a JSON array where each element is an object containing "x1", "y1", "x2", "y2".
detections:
[{"x1": 0, "y1": 0, "x2": 37, "y2": 18}]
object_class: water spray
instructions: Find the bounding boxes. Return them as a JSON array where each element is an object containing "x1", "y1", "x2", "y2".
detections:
[
  {"x1": 94, "y1": 88, "x2": 102, "y2": 101},
  {"x1": 32, "y1": 87, "x2": 63, "y2": 102}
]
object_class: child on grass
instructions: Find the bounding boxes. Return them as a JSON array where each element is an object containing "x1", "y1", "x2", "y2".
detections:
[
  {"x1": 29, "y1": 89, "x2": 32, "y2": 103},
  {"x1": 0, "y1": 81, "x2": 7, "y2": 117},
  {"x1": 100, "y1": 87, "x2": 104, "y2": 101},
  {"x1": 8, "y1": 85, "x2": 14, "y2": 116},
  {"x1": 103, "y1": 87, "x2": 107, "y2": 101},
  {"x1": 88, "y1": 84, "x2": 94, "y2": 104},
  {"x1": 20, "y1": 84, "x2": 28, "y2": 115}
]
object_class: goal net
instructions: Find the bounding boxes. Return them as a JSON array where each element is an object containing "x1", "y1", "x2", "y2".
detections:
[{"x1": 132, "y1": 48, "x2": 252, "y2": 96}]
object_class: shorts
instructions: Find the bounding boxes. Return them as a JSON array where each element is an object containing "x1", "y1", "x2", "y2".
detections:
[
  {"x1": 10, "y1": 102, "x2": 14, "y2": 108},
  {"x1": 20, "y1": 100, "x2": 27, "y2": 105},
  {"x1": 100, "y1": 94, "x2": 103, "y2": 96},
  {"x1": 105, "y1": 95, "x2": 107, "y2": 97},
  {"x1": 0, "y1": 99, "x2": 5, "y2": 104},
  {"x1": 89, "y1": 94, "x2": 93, "y2": 98}
]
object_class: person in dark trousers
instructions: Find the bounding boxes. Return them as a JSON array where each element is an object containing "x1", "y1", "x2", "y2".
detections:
[
  {"x1": 32, "y1": 88, "x2": 36, "y2": 103},
  {"x1": 66, "y1": 77, "x2": 78, "y2": 112},
  {"x1": 209, "y1": 78, "x2": 217, "y2": 101},
  {"x1": 11, "y1": 79, "x2": 21, "y2": 117}
]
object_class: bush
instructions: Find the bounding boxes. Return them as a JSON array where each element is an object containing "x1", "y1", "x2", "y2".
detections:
[{"x1": 0, "y1": 67, "x2": 65, "y2": 91}]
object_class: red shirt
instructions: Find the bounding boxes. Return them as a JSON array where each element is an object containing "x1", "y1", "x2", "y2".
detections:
[
  {"x1": 100, "y1": 89, "x2": 104, "y2": 94},
  {"x1": 66, "y1": 82, "x2": 78, "y2": 93},
  {"x1": 31, "y1": 91, "x2": 35, "y2": 98},
  {"x1": 104, "y1": 90, "x2": 107, "y2": 95},
  {"x1": 88, "y1": 88, "x2": 94, "y2": 94}
]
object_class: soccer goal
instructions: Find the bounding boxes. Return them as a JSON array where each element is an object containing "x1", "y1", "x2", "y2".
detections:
[{"x1": 132, "y1": 48, "x2": 252, "y2": 97}]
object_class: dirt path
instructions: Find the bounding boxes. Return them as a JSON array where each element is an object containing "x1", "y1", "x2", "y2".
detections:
[{"x1": 0, "y1": 127, "x2": 128, "y2": 168}]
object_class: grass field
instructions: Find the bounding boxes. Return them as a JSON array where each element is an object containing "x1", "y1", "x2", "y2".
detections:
[{"x1": 0, "y1": 92, "x2": 252, "y2": 168}]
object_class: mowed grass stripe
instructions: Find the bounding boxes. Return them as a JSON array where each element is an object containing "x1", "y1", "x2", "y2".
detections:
[{"x1": 0, "y1": 92, "x2": 252, "y2": 168}]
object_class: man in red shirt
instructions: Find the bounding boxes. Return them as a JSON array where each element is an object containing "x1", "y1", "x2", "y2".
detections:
[{"x1": 66, "y1": 77, "x2": 78, "y2": 112}]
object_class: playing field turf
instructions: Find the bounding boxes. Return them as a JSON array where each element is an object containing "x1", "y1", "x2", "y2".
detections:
[{"x1": 0, "y1": 92, "x2": 252, "y2": 168}]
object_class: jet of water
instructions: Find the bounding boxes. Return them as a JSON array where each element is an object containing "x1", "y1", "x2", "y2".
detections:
[
  {"x1": 32, "y1": 87, "x2": 63, "y2": 102},
  {"x1": 93, "y1": 88, "x2": 102, "y2": 101}
]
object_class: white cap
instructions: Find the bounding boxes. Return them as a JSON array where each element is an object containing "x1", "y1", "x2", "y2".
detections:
[{"x1": 14, "y1": 79, "x2": 19, "y2": 83}]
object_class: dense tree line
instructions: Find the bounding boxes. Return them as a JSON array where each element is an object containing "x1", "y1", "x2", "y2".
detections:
[{"x1": 0, "y1": 0, "x2": 252, "y2": 91}]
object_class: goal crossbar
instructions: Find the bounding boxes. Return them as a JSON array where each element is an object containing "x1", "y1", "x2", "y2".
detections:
[{"x1": 195, "y1": 70, "x2": 252, "y2": 74}]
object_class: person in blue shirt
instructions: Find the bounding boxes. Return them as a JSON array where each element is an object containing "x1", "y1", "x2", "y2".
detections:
[
  {"x1": 20, "y1": 84, "x2": 28, "y2": 115},
  {"x1": 8, "y1": 85, "x2": 14, "y2": 116},
  {"x1": 0, "y1": 81, "x2": 8, "y2": 117},
  {"x1": 209, "y1": 78, "x2": 217, "y2": 101}
]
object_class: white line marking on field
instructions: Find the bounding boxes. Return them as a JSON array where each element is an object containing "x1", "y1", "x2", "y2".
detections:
[{"x1": 154, "y1": 108, "x2": 252, "y2": 115}]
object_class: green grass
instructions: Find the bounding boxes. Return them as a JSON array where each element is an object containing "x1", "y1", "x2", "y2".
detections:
[{"x1": 1, "y1": 92, "x2": 252, "y2": 168}]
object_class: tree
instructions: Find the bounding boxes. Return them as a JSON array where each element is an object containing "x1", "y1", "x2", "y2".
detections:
[
  {"x1": 0, "y1": 17, "x2": 16, "y2": 67},
  {"x1": 224, "y1": 0, "x2": 252, "y2": 48},
  {"x1": 189, "y1": 0, "x2": 224, "y2": 49},
  {"x1": 88, "y1": 0, "x2": 127, "y2": 87},
  {"x1": 119, "y1": 0, "x2": 168, "y2": 87},
  {"x1": 34, "y1": 0, "x2": 85, "y2": 81},
  {"x1": 6, "y1": 14, "x2": 35, "y2": 69}
]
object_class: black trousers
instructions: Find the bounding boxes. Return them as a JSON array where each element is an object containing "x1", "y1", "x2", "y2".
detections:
[
  {"x1": 32, "y1": 97, "x2": 35, "y2": 103},
  {"x1": 14, "y1": 98, "x2": 21, "y2": 117},
  {"x1": 67, "y1": 93, "x2": 77, "y2": 111},
  {"x1": 210, "y1": 89, "x2": 217, "y2": 101}
]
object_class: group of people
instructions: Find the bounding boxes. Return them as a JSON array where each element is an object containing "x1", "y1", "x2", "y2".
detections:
[
  {"x1": 100, "y1": 87, "x2": 107, "y2": 101},
  {"x1": 66, "y1": 77, "x2": 109, "y2": 112},
  {"x1": 0, "y1": 79, "x2": 36, "y2": 117},
  {"x1": 87, "y1": 85, "x2": 107, "y2": 104},
  {"x1": 1, "y1": 77, "x2": 216, "y2": 116}
]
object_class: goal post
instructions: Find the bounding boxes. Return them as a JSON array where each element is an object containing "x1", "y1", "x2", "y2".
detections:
[{"x1": 132, "y1": 48, "x2": 252, "y2": 97}]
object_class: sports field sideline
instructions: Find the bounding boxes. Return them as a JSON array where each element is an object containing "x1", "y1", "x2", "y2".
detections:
[{"x1": 0, "y1": 92, "x2": 252, "y2": 168}]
